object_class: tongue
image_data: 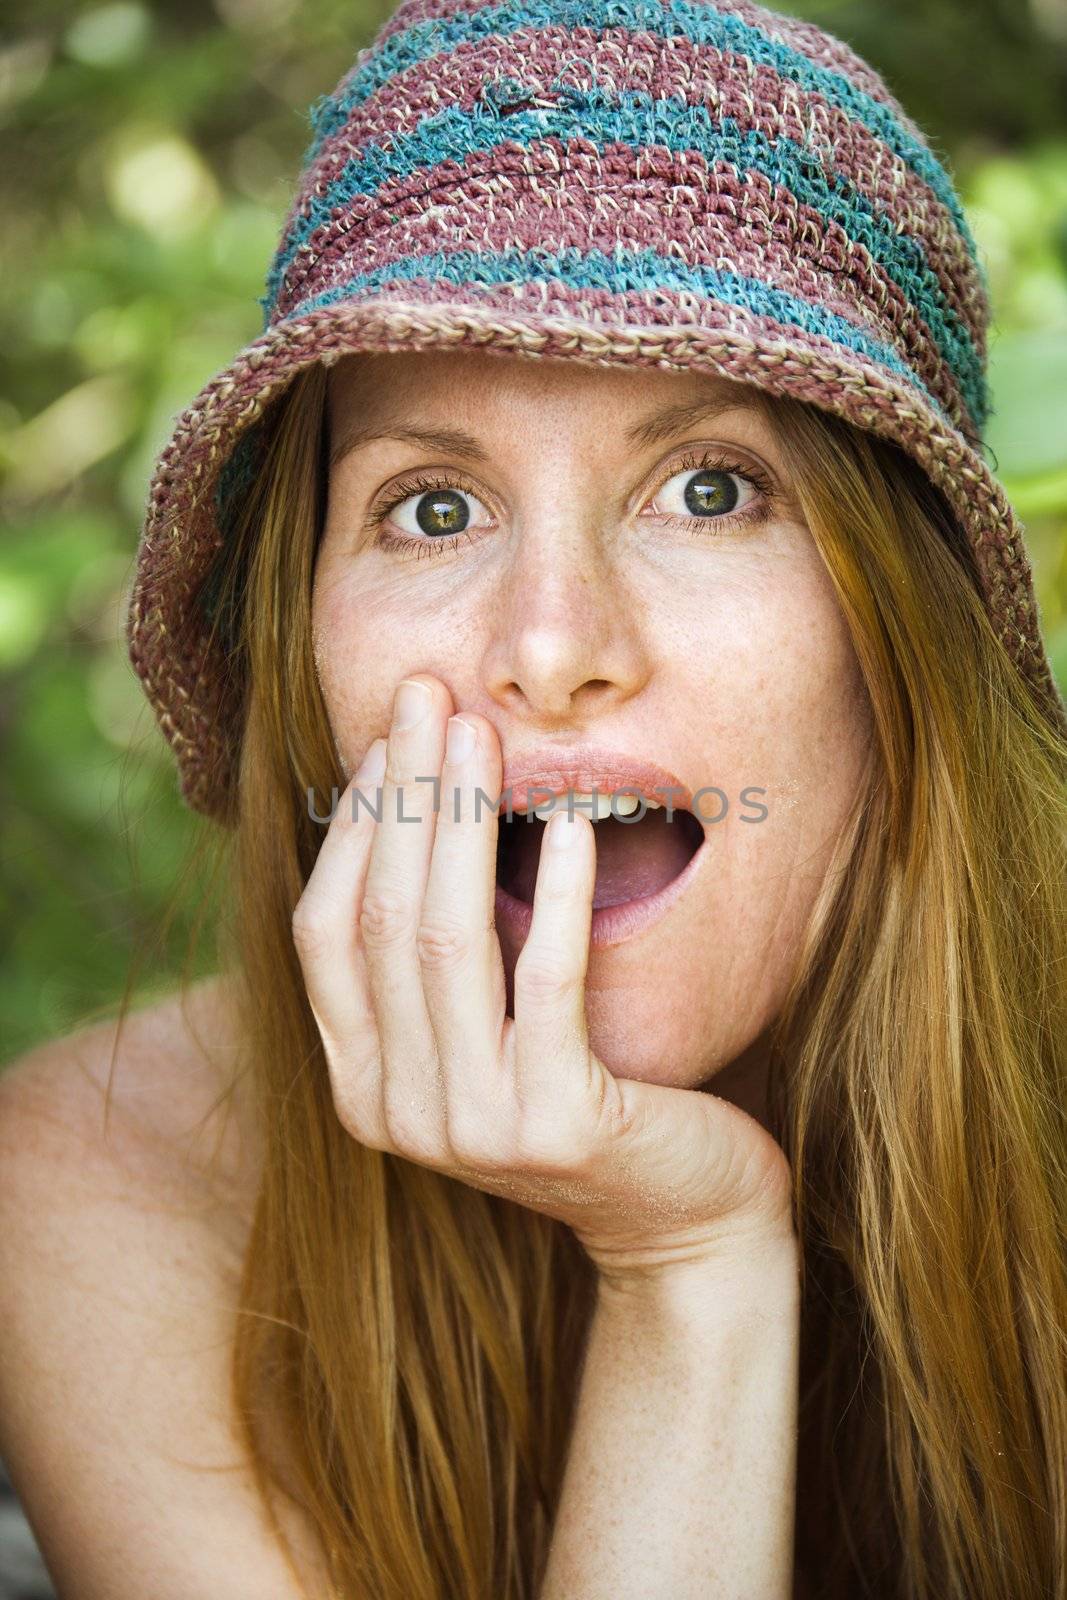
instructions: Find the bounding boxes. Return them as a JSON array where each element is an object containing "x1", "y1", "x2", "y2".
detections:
[
  {"x1": 505, "y1": 811, "x2": 697, "y2": 909},
  {"x1": 592, "y1": 811, "x2": 699, "y2": 907}
]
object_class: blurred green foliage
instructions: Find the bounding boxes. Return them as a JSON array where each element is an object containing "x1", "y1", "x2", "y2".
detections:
[{"x1": 2, "y1": 0, "x2": 1066, "y2": 1058}]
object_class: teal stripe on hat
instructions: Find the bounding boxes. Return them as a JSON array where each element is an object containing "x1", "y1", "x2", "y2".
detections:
[
  {"x1": 275, "y1": 242, "x2": 949, "y2": 421},
  {"x1": 263, "y1": 91, "x2": 986, "y2": 428},
  {"x1": 304, "y1": 0, "x2": 977, "y2": 254}
]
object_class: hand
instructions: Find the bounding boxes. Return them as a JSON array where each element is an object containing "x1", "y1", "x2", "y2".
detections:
[{"x1": 291, "y1": 674, "x2": 796, "y2": 1284}]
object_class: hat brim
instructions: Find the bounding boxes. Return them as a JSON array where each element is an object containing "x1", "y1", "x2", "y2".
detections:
[{"x1": 127, "y1": 292, "x2": 1067, "y2": 823}]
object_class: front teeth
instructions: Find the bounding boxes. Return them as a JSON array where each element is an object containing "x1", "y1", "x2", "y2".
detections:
[{"x1": 529, "y1": 791, "x2": 660, "y2": 820}]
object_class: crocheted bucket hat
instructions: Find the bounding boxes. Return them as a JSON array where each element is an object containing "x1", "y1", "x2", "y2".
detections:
[{"x1": 126, "y1": 0, "x2": 1067, "y2": 824}]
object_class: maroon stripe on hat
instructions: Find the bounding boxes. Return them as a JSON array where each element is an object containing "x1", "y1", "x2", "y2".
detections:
[
  {"x1": 293, "y1": 25, "x2": 986, "y2": 353},
  {"x1": 274, "y1": 138, "x2": 973, "y2": 426}
]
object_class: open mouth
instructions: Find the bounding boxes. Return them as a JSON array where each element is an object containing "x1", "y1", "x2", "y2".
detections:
[{"x1": 496, "y1": 802, "x2": 706, "y2": 912}]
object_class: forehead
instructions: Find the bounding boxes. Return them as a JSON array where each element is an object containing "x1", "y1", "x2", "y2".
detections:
[
  {"x1": 325, "y1": 348, "x2": 772, "y2": 465},
  {"x1": 329, "y1": 347, "x2": 760, "y2": 411}
]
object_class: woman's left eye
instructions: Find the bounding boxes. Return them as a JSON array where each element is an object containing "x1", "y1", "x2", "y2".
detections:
[{"x1": 645, "y1": 456, "x2": 766, "y2": 531}]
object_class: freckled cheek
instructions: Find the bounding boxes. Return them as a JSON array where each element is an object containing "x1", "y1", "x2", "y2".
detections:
[
  {"x1": 310, "y1": 569, "x2": 479, "y2": 765},
  {"x1": 310, "y1": 575, "x2": 409, "y2": 761},
  {"x1": 700, "y1": 579, "x2": 869, "y2": 792},
  {"x1": 774, "y1": 626, "x2": 869, "y2": 839}
]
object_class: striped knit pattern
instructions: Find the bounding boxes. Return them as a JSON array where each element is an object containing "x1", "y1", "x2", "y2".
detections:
[
  {"x1": 127, "y1": 0, "x2": 1067, "y2": 822},
  {"x1": 263, "y1": 0, "x2": 990, "y2": 436}
]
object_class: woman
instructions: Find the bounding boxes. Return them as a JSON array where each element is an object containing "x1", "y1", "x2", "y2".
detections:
[{"x1": 1, "y1": 0, "x2": 1064, "y2": 1596}]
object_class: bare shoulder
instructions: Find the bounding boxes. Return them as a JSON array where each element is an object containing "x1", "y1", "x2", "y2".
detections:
[
  {"x1": 0, "y1": 973, "x2": 262, "y2": 1250},
  {"x1": 0, "y1": 978, "x2": 332, "y2": 1599}
]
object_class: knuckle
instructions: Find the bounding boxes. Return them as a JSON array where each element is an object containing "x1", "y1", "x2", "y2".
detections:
[
  {"x1": 291, "y1": 902, "x2": 330, "y2": 962},
  {"x1": 382, "y1": 1114, "x2": 440, "y2": 1166},
  {"x1": 381, "y1": 1080, "x2": 444, "y2": 1164},
  {"x1": 513, "y1": 1105, "x2": 588, "y2": 1172},
  {"x1": 588, "y1": 1071, "x2": 643, "y2": 1146},
  {"x1": 415, "y1": 911, "x2": 472, "y2": 973},
  {"x1": 359, "y1": 884, "x2": 416, "y2": 950},
  {"x1": 446, "y1": 1109, "x2": 511, "y2": 1170},
  {"x1": 529, "y1": 869, "x2": 575, "y2": 908},
  {"x1": 336, "y1": 1108, "x2": 387, "y2": 1151},
  {"x1": 514, "y1": 950, "x2": 580, "y2": 1004},
  {"x1": 351, "y1": 1126, "x2": 393, "y2": 1155},
  {"x1": 330, "y1": 1091, "x2": 387, "y2": 1152}
]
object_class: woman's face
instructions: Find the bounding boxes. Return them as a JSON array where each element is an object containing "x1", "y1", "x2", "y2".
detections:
[{"x1": 311, "y1": 349, "x2": 871, "y2": 1110}]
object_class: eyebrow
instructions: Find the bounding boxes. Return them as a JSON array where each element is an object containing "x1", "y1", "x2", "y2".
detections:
[{"x1": 327, "y1": 390, "x2": 751, "y2": 471}]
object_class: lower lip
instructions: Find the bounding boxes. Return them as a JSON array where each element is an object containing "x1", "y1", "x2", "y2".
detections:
[{"x1": 493, "y1": 830, "x2": 709, "y2": 950}]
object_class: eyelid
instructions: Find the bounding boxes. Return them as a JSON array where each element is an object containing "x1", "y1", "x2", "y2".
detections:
[
  {"x1": 632, "y1": 439, "x2": 779, "y2": 510},
  {"x1": 376, "y1": 465, "x2": 497, "y2": 509}
]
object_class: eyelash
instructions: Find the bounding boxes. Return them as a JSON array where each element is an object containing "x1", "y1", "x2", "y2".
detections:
[{"x1": 362, "y1": 447, "x2": 775, "y2": 560}]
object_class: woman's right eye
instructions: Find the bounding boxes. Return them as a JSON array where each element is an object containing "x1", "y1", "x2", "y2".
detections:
[
  {"x1": 363, "y1": 474, "x2": 497, "y2": 555},
  {"x1": 386, "y1": 485, "x2": 493, "y2": 540}
]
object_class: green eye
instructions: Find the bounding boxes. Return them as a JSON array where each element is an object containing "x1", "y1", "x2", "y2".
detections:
[
  {"x1": 680, "y1": 469, "x2": 742, "y2": 517},
  {"x1": 648, "y1": 451, "x2": 769, "y2": 533},
  {"x1": 409, "y1": 488, "x2": 472, "y2": 537},
  {"x1": 369, "y1": 473, "x2": 494, "y2": 553}
]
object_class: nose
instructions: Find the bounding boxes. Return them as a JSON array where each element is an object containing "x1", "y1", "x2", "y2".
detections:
[{"x1": 480, "y1": 514, "x2": 652, "y2": 721}]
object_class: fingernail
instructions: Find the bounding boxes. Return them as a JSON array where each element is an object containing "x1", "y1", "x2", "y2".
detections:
[
  {"x1": 394, "y1": 679, "x2": 431, "y2": 731},
  {"x1": 445, "y1": 716, "x2": 476, "y2": 765},
  {"x1": 355, "y1": 738, "x2": 387, "y2": 784},
  {"x1": 548, "y1": 810, "x2": 580, "y2": 850}
]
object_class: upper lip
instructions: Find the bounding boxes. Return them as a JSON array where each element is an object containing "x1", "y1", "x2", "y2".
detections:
[{"x1": 498, "y1": 745, "x2": 694, "y2": 813}]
